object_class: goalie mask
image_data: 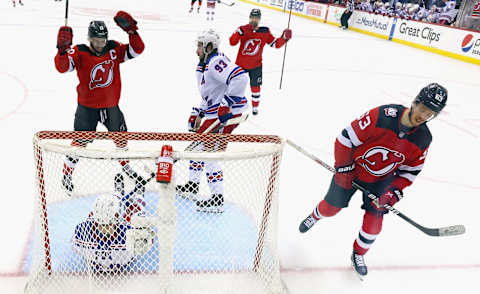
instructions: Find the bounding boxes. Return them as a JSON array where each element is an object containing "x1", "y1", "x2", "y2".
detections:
[{"x1": 92, "y1": 194, "x2": 121, "y2": 225}]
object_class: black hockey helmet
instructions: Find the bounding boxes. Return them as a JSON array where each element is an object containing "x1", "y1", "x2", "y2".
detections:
[
  {"x1": 88, "y1": 20, "x2": 108, "y2": 39},
  {"x1": 414, "y1": 83, "x2": 447, "y2": 113},
  {"x1": 250, "y1": 8, "x2": 261, "y2": 18}
]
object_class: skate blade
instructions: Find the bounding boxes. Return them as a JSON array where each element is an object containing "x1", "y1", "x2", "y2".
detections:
[
  {"x1": 350, "y1": 261, "x2": 366, "y2": 281},
  {"x1": 196, "y1": 206, "x2": 224, "y2": 213}
]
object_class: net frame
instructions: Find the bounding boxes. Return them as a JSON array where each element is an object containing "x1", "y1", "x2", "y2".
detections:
[{"x1": 28, "y1": 131, "x2": 286, "y2": 294}]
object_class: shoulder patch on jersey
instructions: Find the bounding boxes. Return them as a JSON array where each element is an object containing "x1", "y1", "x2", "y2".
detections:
[
  {"x1": 376, "y1": 104, "x2": 405, "y2": 131},
  {"x1": 256, "y1": 27, "x2": 270, "y2": 33}
]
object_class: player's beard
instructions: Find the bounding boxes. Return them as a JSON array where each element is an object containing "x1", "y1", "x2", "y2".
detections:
[{"x1": 250, "y1": 20, "x2": 259, "y2": 29}]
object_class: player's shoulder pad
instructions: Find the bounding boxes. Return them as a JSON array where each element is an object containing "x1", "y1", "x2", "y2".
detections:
[
  {"x1": 256, "y1": 26, "x2": 270, "y2": 33},
  {"x1": 106, "y1": 40, "x2": 119, "y2": 50},
  {"x1": 77, "y1": 44, "x2": 90, "y2": 52},
  {"x1": 408, "y1": 123, "x2": 432, "y2": 151}
]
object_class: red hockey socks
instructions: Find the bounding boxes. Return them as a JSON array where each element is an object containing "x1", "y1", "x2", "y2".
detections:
[
  {"x1": 312, "y1": 200, "x2": 341, "y2": 219},
  {"x1": 353, "y1": 211, "x2": 383, "y2": 255},
  {"x1": 251, "y1": 86, "x2": 261, "y2": 108}
]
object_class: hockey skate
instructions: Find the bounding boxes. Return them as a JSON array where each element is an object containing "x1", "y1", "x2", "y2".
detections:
[
  {"x1": 351, "y1": 250, "x2": 368, "y2": 281},
  {"x1": 189, "y1": 7, "x2": 193, "y2": 13},
  {"x1": 252, "y1": 107, "x2": 259, "y2": 116},
  {"x1": 299, "y1": 214, "x2": 318, "y2": 233},
  {"x1": 197, "y1": 7, "x2": 200, "y2": 13},
  {"x1": 176, "y1": 181, "x2": 199, "y2": 201},
  {"x1": 19, "y1": 0, "x2": 23, "y2": 5},
  {"x1": 196, "y1": 194, "x2": 224, "y2": 213},
  {"x1": 62, "y1": 173, "x2": 74, "y2": 195}
]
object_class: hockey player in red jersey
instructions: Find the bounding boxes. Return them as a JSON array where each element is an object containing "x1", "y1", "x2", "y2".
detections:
[
  {"x1": 299, "y1": 83, "x2": 447, "y2": 279},
  {"x1": 229, "y1": 8, "x2": 292, "y2": 115},
  {"x1": 54, "y1": 11, "x2": 145, "y2": 195},
  {"x1": 189, "y1": 0, "x2": 202, "y2": 13}
]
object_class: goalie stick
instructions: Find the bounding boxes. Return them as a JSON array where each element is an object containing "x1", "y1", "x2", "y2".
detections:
[{"x1": 286, "y1": 139, "x2": 466, "y2": 237}]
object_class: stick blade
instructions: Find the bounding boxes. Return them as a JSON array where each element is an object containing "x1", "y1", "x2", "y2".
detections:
[{"x1": 437, "y1": 225, "x2": 466, "y2": 237}]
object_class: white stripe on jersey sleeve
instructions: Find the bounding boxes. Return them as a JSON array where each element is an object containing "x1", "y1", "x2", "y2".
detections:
[
  {"x1": 346, "y1": 125, "x2": 363, "y2": 147},
  {"x1": 337, "y1": 133, "x2": 353, "y2": 148},
  {"x1": 67, "y1": 55, "x2": 75, "y2": 72},
  {"x1": 398, "y1": 164, "x2": 424, "y2": 172},
  {"x1": 398, "y1": 172, "x2": 416, "y2": 182}
]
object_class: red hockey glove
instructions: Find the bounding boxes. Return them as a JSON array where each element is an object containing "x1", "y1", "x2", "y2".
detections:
[
  {"x1": 114, "y1": 11, "x2": 138, "y2": 34},
  {"x1": 188, "y1": 107, "x2": 203, "y2": 132},
  {"x1": 372, "y1": 188, "x2": 403, "y2": 212},
  {"x1": 282, "y1": 29, "x2": 292, "y2": 41},
  {"x1": 218, "y1": 105, "x2": 233, "y2": 124},
  {"x1": 334, "y1": 163, "x2": 355, "y2": 190},
  {"x1": 57, "y1": 26, "x2": 73, "y2": 54}
]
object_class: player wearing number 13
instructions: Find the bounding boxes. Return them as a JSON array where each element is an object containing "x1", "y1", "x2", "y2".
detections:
[{"x1": 299, "y1": 83, "x2": 447, "y2": 279}]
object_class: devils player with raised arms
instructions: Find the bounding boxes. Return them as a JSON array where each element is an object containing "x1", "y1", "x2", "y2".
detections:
[
  {"x1": 54, "y1": 11, "x2": 145, "y2": 194},
  {"x1": 298, "y1": 83, "x2": 448, "y2": 279},
  {"x1": 229, "y1": 9, "x2": 292, "y2": 115}
]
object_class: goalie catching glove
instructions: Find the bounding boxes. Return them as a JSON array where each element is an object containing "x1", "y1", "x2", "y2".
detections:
[{"x1": 126, "y1": 227, "x2": 155, "y2": 256}]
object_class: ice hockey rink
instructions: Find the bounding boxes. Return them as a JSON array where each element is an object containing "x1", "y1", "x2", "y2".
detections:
[{"x1": 0, "y1": 0, "x2": 479, "y2": 293}]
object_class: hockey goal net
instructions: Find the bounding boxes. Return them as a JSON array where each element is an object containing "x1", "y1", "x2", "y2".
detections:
[{"x1": 26, "y1": 131, "x2": 286, "y2": 294}]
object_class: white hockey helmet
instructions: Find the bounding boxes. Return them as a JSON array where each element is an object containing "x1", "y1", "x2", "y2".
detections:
[
  {"x1": 395, "y1": 2, "x2": 403, "y2": 9},
  {"x1": 197, "y1": 29, "x2": 221, "y2": 55},
  {"x1": 92, "y1": 194, "x2": 121, "y2": 225}
]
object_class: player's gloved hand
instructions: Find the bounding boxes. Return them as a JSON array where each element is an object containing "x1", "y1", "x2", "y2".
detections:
[
  {"x1": 218, "y1": 105, "x2": 233, "y2": 124},
  {"x1": 334, "y1": 163, "x2": 355, "y2": 190},
  {"x1": 114, "y1": 11, "x2": 138, "y2": 34},
  {"x1": 57, "y1": 26, "x2": 73, "y2": 54},
  {"x1": 282, "y1": 28, "x2": 292, "y2": 41},
  {"x1": 188, "y1": 107, "x2": 203, "y2": 132},
  {"x1": 372, "y1": 188, "x2": 403, "y2": 212}
]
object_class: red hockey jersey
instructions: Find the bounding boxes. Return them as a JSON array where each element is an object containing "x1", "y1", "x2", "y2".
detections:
[
  {"x1": 54, "y1": 33, "x2": 144, "y2": 109},
  {"x1": 335, "y1": 104, "x2": 431, "y2": 192},
  {"x1": 229, "y1": 25, "x2": 286, "y2": 70}
]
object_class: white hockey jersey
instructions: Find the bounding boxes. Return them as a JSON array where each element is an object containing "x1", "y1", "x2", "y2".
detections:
[{"x1": 196, "y1": 52, "x2": 249, "y2": 119}]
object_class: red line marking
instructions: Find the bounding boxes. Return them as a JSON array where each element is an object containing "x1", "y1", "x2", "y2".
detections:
[{"x1": 0, "y1": 72, "x2": 28, "y2": 121}]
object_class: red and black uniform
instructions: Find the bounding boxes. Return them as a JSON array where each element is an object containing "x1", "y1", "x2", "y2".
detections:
[
  {"x1": 229, "y1": 25, "x2": 286, "y2": 109},
  {"x1": 314, "y1": 104, "x2": 431, "y2": 255}
]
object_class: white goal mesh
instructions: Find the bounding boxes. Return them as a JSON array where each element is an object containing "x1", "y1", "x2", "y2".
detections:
[{"x1": 26, "y1": 131, "x2": 286, "y2": 294}]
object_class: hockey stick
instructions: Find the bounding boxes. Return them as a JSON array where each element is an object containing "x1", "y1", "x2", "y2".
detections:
[
  {"x1": 183, "y1": 112, "x2": 249, "y2": 152},
  {"x1": 286, "y1": 139, "x2": 466, "y2": 237},
  {"x1": 219, "y1": 0, "x2": 235, "y2": 6},
  {"x1": 65, "y1": 0, "x2": 69, "y2": 26},
  {"x1": 279, "y1": 1, "x2": 293, "y2": 90}
]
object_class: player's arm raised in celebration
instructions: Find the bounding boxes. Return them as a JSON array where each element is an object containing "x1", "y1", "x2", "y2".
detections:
[
  {"x1": 114, "y1": 11, "x2": 145, "y2": 62},
  {"x1": 54, "y1": 26, "x2": 77, "y2": 73},
  {"x1": 229, "y1": 24, "x2": 251, "y2": 46},
  {"x1": 265, "y1": 27, "x2": 292, "y2": 49}
]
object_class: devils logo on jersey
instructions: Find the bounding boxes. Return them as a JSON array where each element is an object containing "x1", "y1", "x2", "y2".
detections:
[
  {"x1": 89, "y1": 60, "x2": 114, "y2": 90},
  {"x1": 242, "y1": 39, "x2": 262, "y2": 56},
  {"x1": 356, "y1": 147, "x2": 405, "y2": 176}
]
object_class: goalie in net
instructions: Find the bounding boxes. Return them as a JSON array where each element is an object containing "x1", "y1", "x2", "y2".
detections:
[{"x1": 72, "y1": 171, "x2": 155, "y2": 273}]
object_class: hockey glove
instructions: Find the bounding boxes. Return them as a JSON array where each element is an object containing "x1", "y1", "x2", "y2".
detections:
[
  {"x1": 218, "y1": 105, "x2": 233, "y2": 124},
  {"x1": 188, "y1": 107, "x2": 204, "y2": 132},
  {"x1": 57, "y1": 26, "x2": 73, "y2": 54},
  {"x1": 114, "y1": 11, "x2": 138, "y2": 34},
  {"x1": 372, "y1": 188, "x2": 403, "y2": 212},
  {"x1": 282, "y1": 29, "x2": 292, "y2": 41},
  {"x1": 334, "y1": 163, "x2": 355, "y2": 190}
]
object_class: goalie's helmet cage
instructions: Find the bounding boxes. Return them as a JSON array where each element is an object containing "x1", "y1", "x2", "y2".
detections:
[{"x1": 27, "y1": 131, "x2": 287, "y2": 294}]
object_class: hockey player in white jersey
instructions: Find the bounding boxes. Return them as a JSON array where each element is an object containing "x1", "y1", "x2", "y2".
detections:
[
  {"x1": 176, "y1": 29, "x2": 249, "y2": 213},
  {"x1": 72, "y1": 172, "x2": 156, "y2": 273},
  {"x1": 438, "y1": 0, "x2": 457, "y2": 25}
]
